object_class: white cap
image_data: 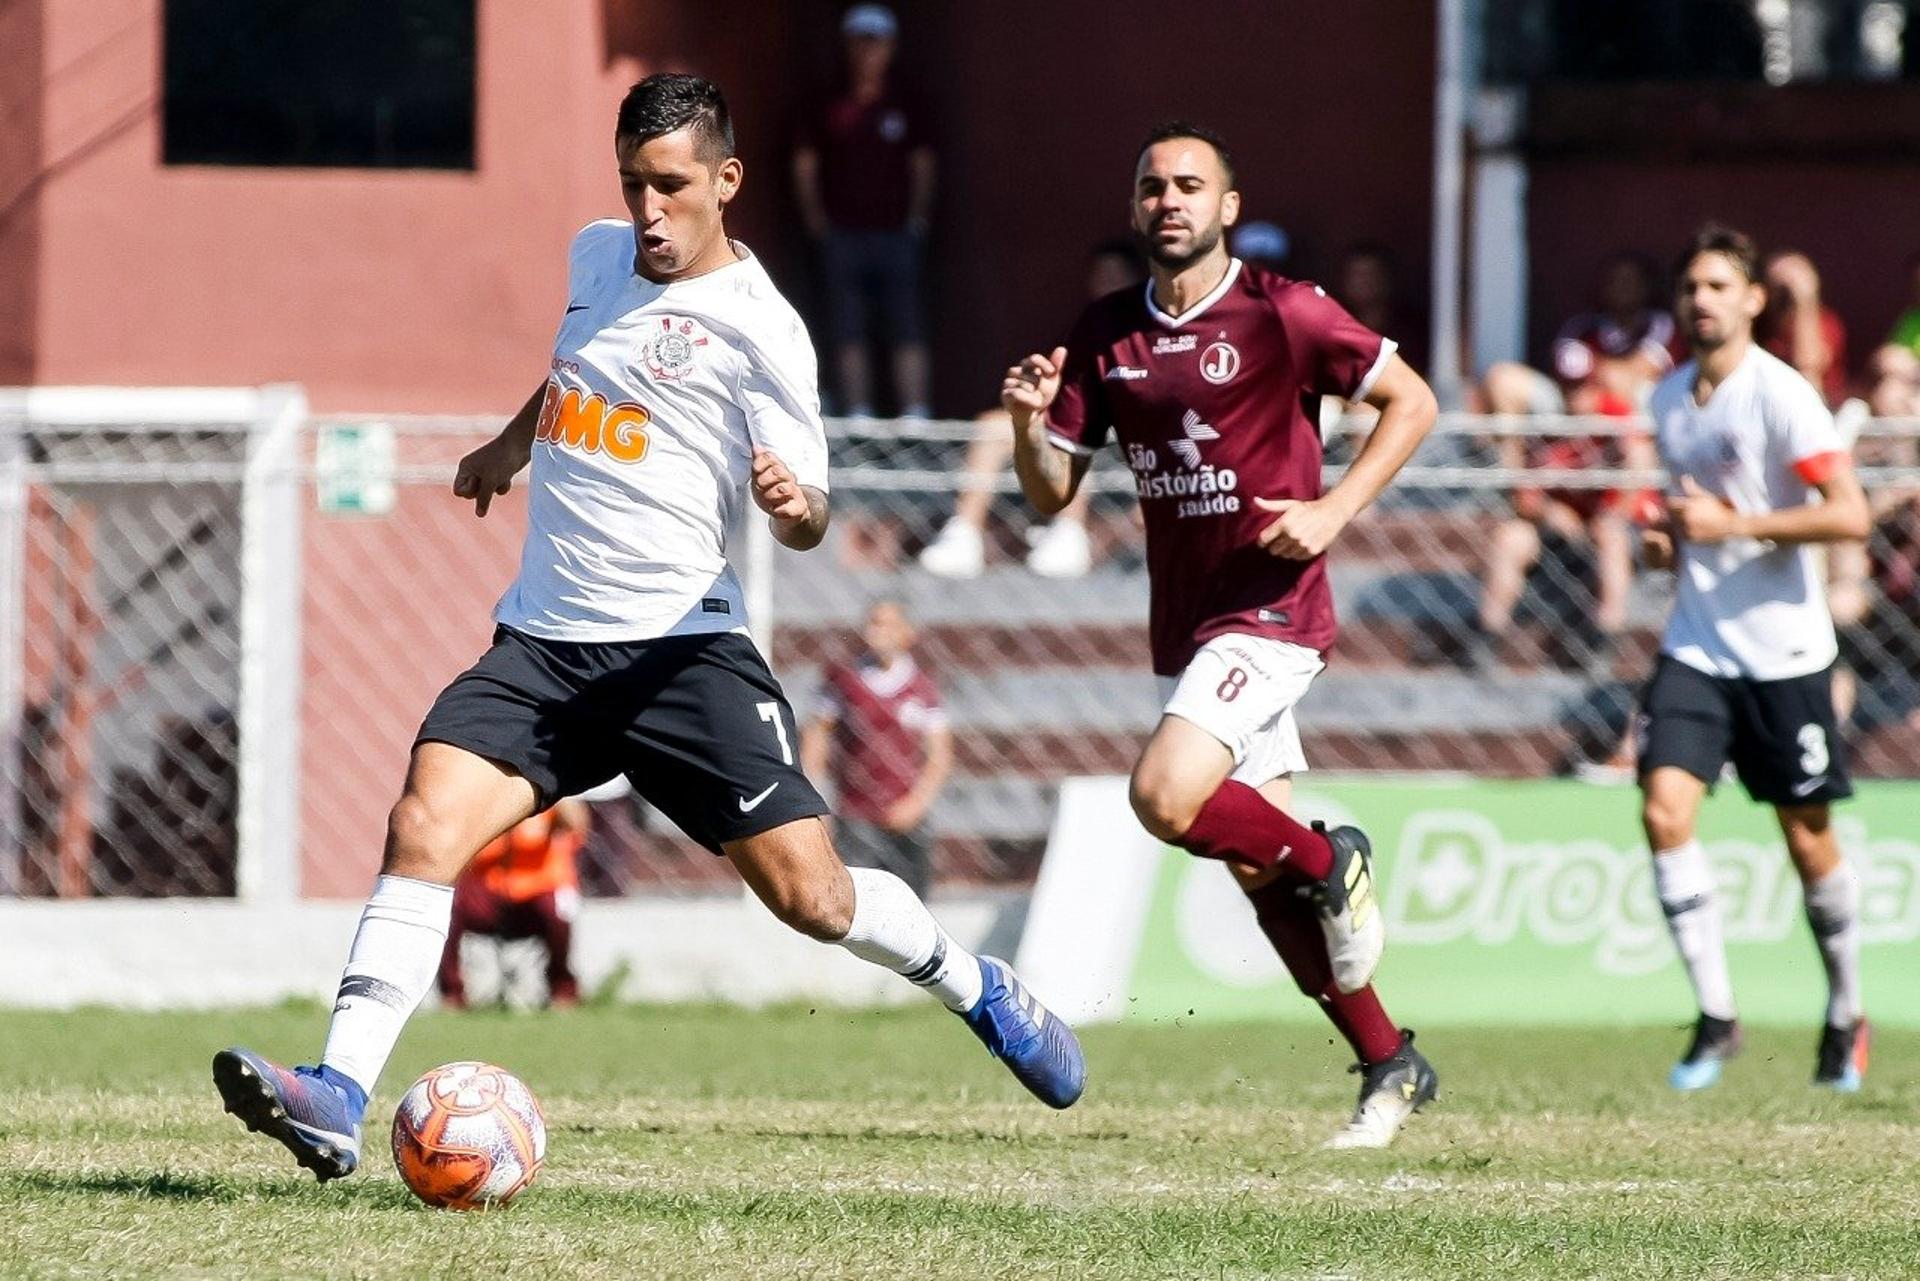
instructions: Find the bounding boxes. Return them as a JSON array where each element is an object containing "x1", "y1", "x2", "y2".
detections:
[{"x1": 842, "y1": 3, "x2": 898, "y2": 38}]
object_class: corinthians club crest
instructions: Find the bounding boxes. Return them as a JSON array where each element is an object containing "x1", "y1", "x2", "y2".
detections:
[{"x1": 644, "y1": 315, "x2": 708, "y2": 380}]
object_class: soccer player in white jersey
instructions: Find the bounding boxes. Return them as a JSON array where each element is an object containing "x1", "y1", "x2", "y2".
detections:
[
  {"x1": 212, "y1": 75, "x2": 1083, "y2": 1182},
  {"x1": 1638, "y1": 225, "x2": 1873, "y2": 1092}
]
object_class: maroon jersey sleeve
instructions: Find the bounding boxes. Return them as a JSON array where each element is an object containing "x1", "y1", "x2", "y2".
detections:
[
  {"x1": 1271, "y1": 280, "x2": 1394, "y2": 402},
  {"x1": 1043, "y1": 304, "x2": 1113, "y2": 456}
]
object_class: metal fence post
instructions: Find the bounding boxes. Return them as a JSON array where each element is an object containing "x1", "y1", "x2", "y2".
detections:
[
  {"x1": 0, "y1": 416, "x2": 23, "y2": 892},
  {"x1": 236, "y1": 384, "x2": 308, "y2": 903}
]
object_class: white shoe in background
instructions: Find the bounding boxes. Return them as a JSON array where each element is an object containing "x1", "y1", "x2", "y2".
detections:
[
  {"x1": 919, "y1": 520, "x2": 986, "y2": 578},
  {"x1": 1025, "y1": 519, "x2": 1092, "y2": 579}
]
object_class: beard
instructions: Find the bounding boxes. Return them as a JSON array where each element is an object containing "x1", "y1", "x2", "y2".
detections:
[
  {"x1": 1139, "y1": 219, "x2": 1224, "y2": 269},
  {"x1": 1689, "y1": 318, "x2": 1729, "y2": 351}
]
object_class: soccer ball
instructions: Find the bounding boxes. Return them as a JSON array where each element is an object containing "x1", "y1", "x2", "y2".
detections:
[{"x1": 391, "y1": 1061, "x2": 546, "y2": 1209}]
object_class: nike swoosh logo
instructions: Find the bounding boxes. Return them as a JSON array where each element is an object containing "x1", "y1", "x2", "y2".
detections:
[
  {"x1": 738, "y1": 782, "x2": 780, "y2": 812},
  {"x1": 565, "y1": 303, "x2": 589, "y2": 314},
  {"x1": 1793, "y1": 776, "x2": 1827, "y2": 797}
]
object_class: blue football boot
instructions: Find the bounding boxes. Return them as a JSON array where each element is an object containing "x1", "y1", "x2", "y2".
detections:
[
  {"x1": 212, "y1": 1047, "x2": 365, "y2": 1181},
  {"x1": 962, "y1": 956, "x2": 1086, "y2": 1109},
  {"x1": 1669, "y1": 1014, "x2": 1743, "y2": 1091}
]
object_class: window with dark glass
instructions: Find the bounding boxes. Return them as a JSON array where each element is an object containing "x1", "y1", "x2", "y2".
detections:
[
  {"x1": 163, "y1": 0, "x2": 476, "y2": 168},
  {"x1": 1483, "y1": 0, "x2": 1915, "y2": 85}
]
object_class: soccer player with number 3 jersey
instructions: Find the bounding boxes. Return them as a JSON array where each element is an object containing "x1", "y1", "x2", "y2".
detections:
[
  {"x1": 1637, "y1": 225, "x2": 1874, "y2": 1092},
  {"x1": 1004, "y1": 123, "x2": 1442, "y2": 1148},
  {"x1": 212, "y1": 74, "x2": 1083, "y2": 1184}
]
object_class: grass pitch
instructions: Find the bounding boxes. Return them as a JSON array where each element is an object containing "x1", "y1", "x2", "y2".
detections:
[{"x1": 3, "y1": 1004, "x2": 1917, "y2": 1280}]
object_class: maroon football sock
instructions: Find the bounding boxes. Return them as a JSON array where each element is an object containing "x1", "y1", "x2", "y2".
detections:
[
  {"x1": 1320, "y1": 984, "x2": 1404, "y2": 1066},
  {"x1": 1178, "y1": 780, "x2": 1333, "y2": 880},
  {"x1": 1248, "y1": 878, "x2": 1402, "y2": 1065}
]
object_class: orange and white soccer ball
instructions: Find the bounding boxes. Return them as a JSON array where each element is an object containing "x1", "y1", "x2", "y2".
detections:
[{"x1": 391, "y1": 1061, "x2": 546, "y2": 1210}]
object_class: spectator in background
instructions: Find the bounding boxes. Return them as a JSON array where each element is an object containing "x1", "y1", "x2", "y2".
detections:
[
  {"x1": 1761, "y1": 249, "x2": 1850, "y2": 406},
  {"x1": 1868, "y1": 251, "x2": 1920, "y2": 418},
  {"x1": 1321, "y1": 244, "x2": 1419, "y2": 455},
  {"x1": 1833, "y1": 497, "x2": 1920, "y2": 732},
  {"x1": 801, "y1": 598, "x2": 952, "y2": 898},
  {"x1": 793, "y1": 4, "x2": 936, "y2": 419},
  {"x1": 919, "y1": 240, "x2": 1146, "y2": 578},
  {"x1": 1475, "y1": 253, "x2": 1671, "y2": 674},
  {"x1": 1333, "y1": 243, "x2": 1416, "y2": 369},
  {"x1": 438, "y1": 800, "x2": 588, "y2": 1010}
]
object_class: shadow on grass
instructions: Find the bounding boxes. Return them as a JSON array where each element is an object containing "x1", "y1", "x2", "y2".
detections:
[{"x1": 4, "y1": 1168, "x2": 409, "y2": 1207}]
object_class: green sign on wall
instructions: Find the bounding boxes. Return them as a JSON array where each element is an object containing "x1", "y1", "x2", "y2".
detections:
[{"x1": 1120, "y1": 778, "x2": 1920, "y2": 1027}]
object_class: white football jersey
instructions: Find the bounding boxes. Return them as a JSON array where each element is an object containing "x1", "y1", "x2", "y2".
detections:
[
  {"x1": 494, "y1": 220, "x2": 828, "y2": 642},
  {"x1": 1650, "y1": 345, "x2": 1846, "y2": 681}
]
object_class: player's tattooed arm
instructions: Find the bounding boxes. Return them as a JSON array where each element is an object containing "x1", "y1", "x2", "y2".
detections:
[
  {"x1": 453, "y1": 380, "x2": 545, "y2": 517},
  {"x1": 1257, "y1": 353, "x2": 1437, "y2": 559},
  {"x1": 1004, "y1": 346, "x2": 1090, "y2": 513},
  {"x1": 753, "y1": 448, "x2": 830, "y2": 550}
]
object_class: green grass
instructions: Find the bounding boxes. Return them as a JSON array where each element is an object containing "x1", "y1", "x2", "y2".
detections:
[{"x1": 3, "y1": 1005, "x2": 1917, "y2": 1279}]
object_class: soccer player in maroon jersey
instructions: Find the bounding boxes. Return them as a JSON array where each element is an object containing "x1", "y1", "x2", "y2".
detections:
[{"x1": 1005, "y1": 123, "x2": 1441, "y2": 1148}]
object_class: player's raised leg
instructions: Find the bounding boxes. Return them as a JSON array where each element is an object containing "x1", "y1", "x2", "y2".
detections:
[
  {"x1": 726, "y1": 816, "x2": 1085, "y2": 1108},
  {"x1": 213, "y1": 744, "x2": 537, "y2": 1179},
  {"x1": 1131, "y1": 709, "x2": 1382, "y2": 993},
  {"x1": 1641, "y1": 763, "x2": 1742, "y2": 1090},
  {"x1": 1779, "y1": 803, "x2": 1869, "y2": 1090}
]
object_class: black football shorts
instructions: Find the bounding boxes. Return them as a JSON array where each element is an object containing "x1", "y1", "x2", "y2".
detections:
[
  {"x1": 416, "y1": 627, "x2": 828, "y2": 852},
  {"x1": 1636, "y1": 655, "x2": 1852, "y2": 807}
]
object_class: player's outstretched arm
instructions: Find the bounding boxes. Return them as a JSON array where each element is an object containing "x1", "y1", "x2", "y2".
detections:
[
  {"x1": 1004, "y1": 347, "x2": 1090, "y2": 515},
  {"x1": 453, "y1": 380, "x2": 544, "y2": 517},
  {"x1": 1256, "y1": 354, "x2": 1437, "y2": 559},
  {"x1": 753, "y1": 448, "x2": 830, "y2": 550}
]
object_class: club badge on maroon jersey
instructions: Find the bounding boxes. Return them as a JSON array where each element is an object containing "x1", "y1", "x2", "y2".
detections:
[
  {"x1": 1200, "y1": 340, "x2": 1240, "y2": 384},
  {"x1": 643, "y1": 316, "x2": 709, "y2": 381}
]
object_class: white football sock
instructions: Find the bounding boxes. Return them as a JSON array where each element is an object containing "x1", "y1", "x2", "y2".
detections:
[
  {"x1": 1653, "y1": 841, "x2": 1737, "y2": 1021},
  {"x1": 836, "y1": 866, "x2": 984, "y2": 1012},
  {"x1": 1803, "y1": 862, "x2": 1863, "y2": 1027},
  {"x1": 320, "y1": 874, "x2": 454, "y2": 1097}
]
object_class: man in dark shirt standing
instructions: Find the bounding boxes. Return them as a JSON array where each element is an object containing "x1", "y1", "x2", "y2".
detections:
[
  {"x1": 801, "y1": 598, "x2": 952, "y2": 899},
  {"x1": 793, "y1": 4, "x2": 936, "y2": 419},
  {"x1": 1004, "y1": 122, "x2": 1441, "y2": 1148}
]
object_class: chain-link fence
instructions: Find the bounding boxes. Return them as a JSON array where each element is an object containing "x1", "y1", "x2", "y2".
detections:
[{"x1": 6, "y1": 394, "x2": 1918, "y2": 899}]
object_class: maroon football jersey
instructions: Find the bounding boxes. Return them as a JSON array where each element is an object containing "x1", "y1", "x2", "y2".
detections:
[
  {"x1": 816, "y1": 656, "x2": 947, "y2": 822},
  {"x1": 1047, "y1": 260, "x2": 1393, "y2": 675}
]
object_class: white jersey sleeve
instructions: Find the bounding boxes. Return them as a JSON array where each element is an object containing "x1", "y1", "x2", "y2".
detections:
[
  {"x1": 736, "y1": 308, "x2": 829, "y2": 494},
  {"x1": 1767, "y1": 368, "x2": 1844, "y2": 478}
]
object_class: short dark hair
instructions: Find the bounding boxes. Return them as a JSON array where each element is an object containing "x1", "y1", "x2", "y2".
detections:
[
  {"x1": 615, "y1": 74, "x2": 734, "y2": 164},
  {"x1": 1136, "y1": 120, "x2": 1236, "y2": 187},
  {"x1": 1681, "y1": 223, "x2": 1759, "y2": 283}
]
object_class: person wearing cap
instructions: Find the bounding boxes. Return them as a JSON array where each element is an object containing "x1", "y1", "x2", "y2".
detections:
[{"x1": 794, "y1": 4, "x2": 938, "y2": 420}]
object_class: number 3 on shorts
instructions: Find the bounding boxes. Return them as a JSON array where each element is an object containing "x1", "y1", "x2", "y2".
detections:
[
  {"x1": 757, "y1": 701, "x2": 794, "y2": 765},
  {"x1": 1216, "y1": 667, "x2": 1249, "y2": 703},
  {"x1": 1797, "y1": 723, "x2": 1829, "y2": 776}
]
